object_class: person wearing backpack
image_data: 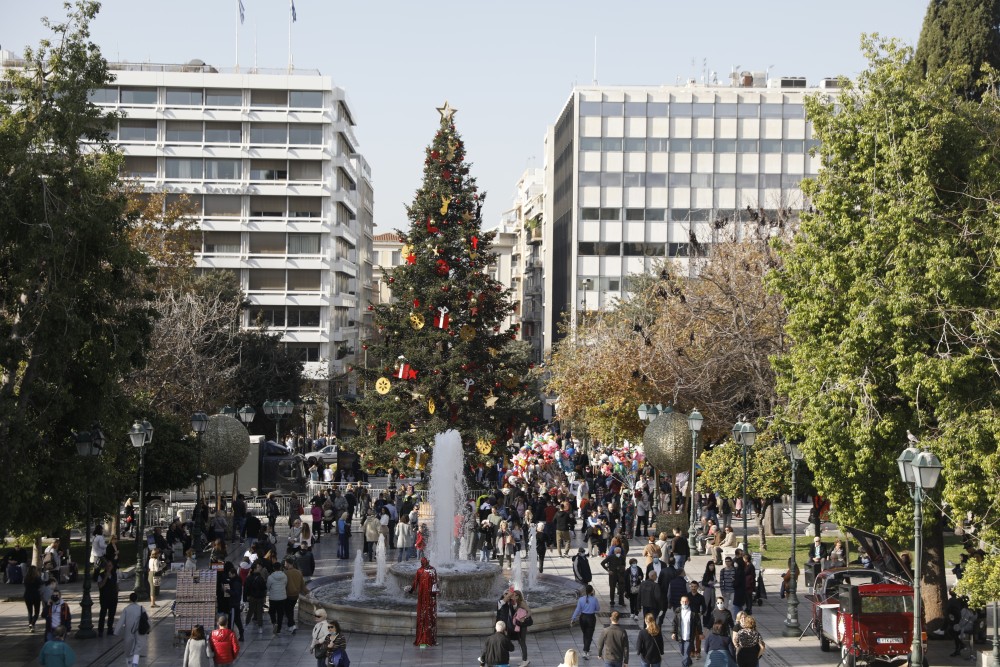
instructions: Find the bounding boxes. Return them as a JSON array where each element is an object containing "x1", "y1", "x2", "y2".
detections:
[
  {"x1": 243, "y1": 562, "x2": 268, "y2": 636},
  {"x1": 115, "y1": 592, "x2": 146, "y2": 667}
]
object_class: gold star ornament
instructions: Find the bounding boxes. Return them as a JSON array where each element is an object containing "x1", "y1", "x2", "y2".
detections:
[{"x1": 437, "y1": 101, "x2": 457, "y2": 122}]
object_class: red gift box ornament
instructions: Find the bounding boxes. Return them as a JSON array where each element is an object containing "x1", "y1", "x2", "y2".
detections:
[
  {"x1": 426, "y1": 217, "x2": 439, "y2": 234},
  {"x1": 436, "y1": 306, "x2": 450, "y2": 329},
  {"x1": 471, "y1": 235, "x2": 479, "y2": 250},
  {"x1": 436, "y1": 259, "x2": 450, "y2": 276}
]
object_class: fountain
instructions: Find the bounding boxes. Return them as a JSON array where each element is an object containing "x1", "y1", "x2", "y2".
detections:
[
  {"x1": 301, "y1": 430, "x2": 579, "y2": 635},
  {"x1": 348, "y1": 550, "x2": 365, "y2": 600},
  {"x1": 527, "y1": 529, "x2": 539, "y2": 589},
  {"x1": 511, "y1": 550, "x2": 524, "y2": 593}
]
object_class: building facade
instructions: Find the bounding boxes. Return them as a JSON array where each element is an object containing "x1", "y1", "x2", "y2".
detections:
[
  {"x1": 542, "y1": 77, "x2": 831, "y2": 351},
  {"x1": 79, "y1": 59, "x2": 372, "y2": 419},
  {"x1": 500, "y1": 168, "x2": 545, "y2": 364}
]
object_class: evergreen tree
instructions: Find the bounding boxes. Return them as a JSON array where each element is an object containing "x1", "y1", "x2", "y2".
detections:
[
  {"x1": 914, "y1": 0, "x2": 1000, "y2": 97},
  {"x1": 352, "y1": 103, "x2": 538, "y2": 465}
]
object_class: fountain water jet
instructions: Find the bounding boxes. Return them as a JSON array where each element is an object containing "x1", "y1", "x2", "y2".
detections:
[
  {"x1": 348, "y1": 549, "x2": 365, "y2": 600},
  {"x1": 512, "y1": 550, "x2": 524, "y2": 593},
  {"x1": 527, "y1": 529, "x2": 539, "y2": 590},
  {"x1": 375, "y1": 535, "x2": 387, "y2": 586}
]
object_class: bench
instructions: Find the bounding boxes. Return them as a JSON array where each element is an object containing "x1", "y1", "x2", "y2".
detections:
[{"x1": 720, "y1": 541, "x2": 745, "y2": 561}]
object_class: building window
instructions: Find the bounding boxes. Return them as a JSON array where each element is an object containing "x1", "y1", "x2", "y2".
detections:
[
  {"x1": 289, "y1": 124, "x2": 323, "y2": 145},
  {"x1": 249, "y1": 195, "x2": 285, "y2": 217},
  {"x1": 249, "y1": 307, "x2": 285, "y2": 327},
  {"x1": 287, "y1": 270, "x2": 321, "y2": 291},
  {"x1": 289, "y1": 160, "x2": 322, "y2": 181},
  {"x1": 206, "y1": 89, "x2": 242, "y2": 107},
  {"x1": 761, "y1": 103, "x2": 783, "y2": 118},
  {"x1": 691, "y1": 173, "x2": 713, "y2": 188},
  {"x1": 289, "y1": 196, "x2": 322, "y2": 218},
  {"x1": 286, "y1": 344, "x2": 320, "y2": 362},
  {"x1": 205, "y1": 122, "x2": 242, "y2": 144},
  {"x1": 692, "y1": 103, "x2": 714, "y2": 117},
  {"x1": 287, "y1": 307, "x2": 321, "y2": 327},
  {"x1": 692, "y1": 139, "x2": 714, "y2": 153},
  {"x1": 579, "y1": 101, "x2": 602, "y2": 116},
  {"x1": 783, "y1": 104, "x2": 805, "y2": 119},
  {"x1": 248, "y1": 232, "x2": 286, "y2": 255},
  {"x1": 668, "y1": 174, "x2": 691, "y2": 187},
  {"x1": 579, "y1": 172, "x2": 601, "y2": 186},
  {"x1": 250, "y1": 159, "x2": 288, "y2": 181},
  {"x1": 625, "y1": 101, "x2": 646, "y2": 117},
  {"x1": 250, "y1": 123, "x2": 287, "y2": 144},
  {"x1": 737, "y1": 139, "x2": 759, "y2": 153},
  {"x1": 118, "y1": 119, "x2": 157, "y2": 142},
  {"x1": 669, "y1": 139, "x2": 691, "y2": 153},
  {"x1": 288, "y1": 233, "x2": 321, "y2": 254},
  {"x1": 203, "y1": 195, "x2": 241, "y2": 217},
  {"x1": 600, "y1": 207, "x2": 621, "y2": 220},
  {"x1": 762, "y1": 174, "x2": 782, "y2": 188},
  {"x1": 88, "y1": 87, "x2": 117, "y2": 104},
  {"x1": 715, "y1": 139, "x2": 737, "y2": 153},
  {"x1": 251, "y1": 89, "x2": 288, "y2": 107},
  {"x1": 165, "y1": 158, "x2": 203, "y2": 179},
  {"x1": 716, "y1": 103, "x2": 737, "y2": 118},
  {"x1": 737, "y1": 174, "x2": 758, "y2": 188},
  {"x1": 601, "y1": 102, "x2": 624, "y2": 116},
  {"x1": 289, "y1": 90, "x2": 323, "y2": 108},
  {"x1": 783, "y1": 140, "x2": 805, "y2": 153},
  {"x1": 738, "y1": 104, "x2": 759, "y2": 118},
  {"x1": 624, "y1": 138, "x2": 646, "y2": 152},
  {"x1": 248, "y1": 269, "x2": 285, "y2": 291},
  {"x1": 647, "y1": 102, "x2": 668, "y2": 117},
  {"x1": 579, "y1": 137, "x2": 602, "y2": 151},
  {"x1": 646, "y1": 172, "x2": 667, "y2": 187},
  {"x1": 120, "y1": 87, "x2": 157, "y2": 105},
  {"x1": 203, "y1": 231, "x2": 241, "y2": 254},
  {"x1": 670, "y1": 208, "x2": 691, "y2": 221},
  {"x1": 600, "y1": 173, "x2": 622, "y2": 187},
  {"x1": 123, "y1": 156, "x2": 156, "y2": 178},
  {"x1": 623, "y1": 172, "x2": 645, "y2": 187},
  {"x1": 165, "y1": 120, "x2": 203, "y2": 143},
  {"x1": 648, "y1": 138, "x2": 669, "y2": 152},
  {"x1": 645, "y1": 208, "x2": 666, "y2": 221},
  {"x1": 578, "y1": 242, "x2": 596, "y2": 255},
  {"x1": 625, "y1": 208, "x2": 645, "y2": 221},
  {"x1": 165, "y1": 88, "x2": 203, "y2": 106},
  {"x1": 716, "y1": 174, "x2": 737, "y2": 188},
  {"x1": 668, "y1": 242, "x2": 690, "y2": 257},
  {"x1": 601, "y1": 138, "x2": 623, "y2": 152},
  {"x1": 761, "y1": 140, "x2": 783, "y2": 154},
  {"x1": 204, "y1": 159, "x2": 241, "y2": 180}
]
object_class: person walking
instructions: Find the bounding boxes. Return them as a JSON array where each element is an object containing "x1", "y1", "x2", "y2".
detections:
[
  {"x1": 636, "y1": 613, "x2": 665, "y2": 667},
  {"x1": 266, "y1": 560, "x2": 288, "y2": 636},
  {"x1": 38, "y1": 625, "x2": 76, "y2": 667},
  {"x1": 597, "y1": 610, "x2": 630, "y2": 667},
  {"x1": 265, "y1": 493, "x2": 279, "y2": 533},
  {"x1": 638, "y1": 571, "x2": 663, "y2": 622},
  {"x1": 221, "y1": 562, "x2": 244, "y2": 641},
  {"x1": 671, "y1": 595, "x2": 701, "y2": 667},
  {"x1": 243, "y1": 562, "x2": 267, "y2": 635},
  {"x1": 510, "y1": 589, "x2": 532, "y2": 667},
  {"x1": 208, "y1": 614, "x2": 240, "y2": 666},
  {"x1": 480, "y1": 620, "x2": 515, "y2": 667},
  {"x1": 24, "y1": 564, "x2": 42, "y2": 632},
  {"x1": 572, "y1": 548, "x2": 593, "y2": 586},
  {"x1": 96, "y1": 560, "x2": 119, "y2": 637},
  {"x1": 115, "y1": 592, "x2": 145, "y2": 667},
  {"x1": 336, "y1": 512, "x2": 351, "y2": 560},
  {"x1": 326, "y1": 619, "x2": 348, "y2": 667},
  {"x1": 182, "y1": 624, "x2": 212, "y2": 667},
  {"x1": 147, "y1": 548, "x2": 164, "y2": 607},
  {"x1": 43, "y1": 589, "x2": 72, "y2": 641},
  {"x1": 570, "y1": 584, "x2": 601, "y2": 660},
  {"x1": 702, "y1": 618, "x2": 737, "y2": 666},
  {"x1": 732, "y1": 613, "x2": 764, "y2": 667},
  {"x1": 283, "y1": 557, "x2": 307, "y2": 634}
]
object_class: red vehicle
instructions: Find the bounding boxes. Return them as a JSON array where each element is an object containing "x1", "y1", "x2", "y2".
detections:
[{"x1": 810, "y1": 527, "x2": 926, "y2": 667}]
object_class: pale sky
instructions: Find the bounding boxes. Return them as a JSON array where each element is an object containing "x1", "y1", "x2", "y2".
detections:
[{"x1": 3, "y1": 1, "x2": 926, "y2": 232}]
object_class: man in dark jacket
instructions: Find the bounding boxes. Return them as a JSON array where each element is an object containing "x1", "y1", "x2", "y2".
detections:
[
  {"x1": 638, "y1": 571, "x2": 663, "y2": 620},
  {"x1": 671, "y1": 595, "x2": 702, "y2": 667},
  {"x1": 597, "y1": 611, "x2": 630, "y2": 667},
  {"x1": 600, "y1": 546, "x2": 627, "y2": 608},
  {"x1": 666, "y1": 569, "x2": 689, "y2": 610},
  {"x1": 572, "y1": 548, "x2": 592, "y2": 585},
  {"x1": 480, "y1": 620, "x2": 515, "y2": 667}
]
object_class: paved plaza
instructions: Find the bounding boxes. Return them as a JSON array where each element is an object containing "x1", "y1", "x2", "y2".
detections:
[{"x1": 0, "y1": 506, "x2": 993, "y2": 666}]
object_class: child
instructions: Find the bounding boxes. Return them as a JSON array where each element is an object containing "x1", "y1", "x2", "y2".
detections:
[{"x1": 415, "y1": 524, "x2": 427, "y2": 560}]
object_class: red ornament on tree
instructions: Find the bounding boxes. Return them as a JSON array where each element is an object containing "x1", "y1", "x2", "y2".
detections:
[
  {"x1": 435, "y1": 306, "x2": 450, "y2": 329},
  {"x1": 413, "y1": 298, "x2": 420, "y2": 308},
  {"x1": 436, "y1": 259, "x2": 450, "y2": 276},
  {"x1": 442, "y1": 169, "x2": 452, "y2": 180},
  {"x1": 426, "y1": 217, "x2": 439, "y2": 234},
  {"x1": 430, "y1": 149, "x2": 440, "y2": 159}
]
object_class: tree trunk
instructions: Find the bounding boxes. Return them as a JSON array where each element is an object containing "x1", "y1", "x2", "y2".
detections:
[
  {"x1": 922, "y1": 507, "x2": 948, "y2": 634},
  {"x1": 765, "y1": 500, "x2": 776, "y2": 536},
  {"x1": 756, "y1": 500, "x2": 768, "y2": 550}
]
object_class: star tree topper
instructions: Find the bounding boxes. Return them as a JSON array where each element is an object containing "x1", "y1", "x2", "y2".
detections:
[{"x1": 437, "y1": 100, "x2": 457, "y2": 122}]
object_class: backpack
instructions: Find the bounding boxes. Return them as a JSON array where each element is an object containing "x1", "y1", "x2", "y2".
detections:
[
  {"x1": 137, "y1": 608, "x2": 151, "y2": 635},
  {"x1": 328, "y1": 647, "x2": 350, "y2": 667}
]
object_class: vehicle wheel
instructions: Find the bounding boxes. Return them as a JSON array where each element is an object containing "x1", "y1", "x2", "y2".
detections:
[
  {"x1": 820, "y1": 636, "x2": 831, "y2": 652},
  {"x1": 841, "y1": 646, "x2": 855, "y2": 667}
]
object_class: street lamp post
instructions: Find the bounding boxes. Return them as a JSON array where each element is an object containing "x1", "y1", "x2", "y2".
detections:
[
  {"x1": 129, "y1": 420, "x2": 153, "y2": 599},
  {"x1": 731, "y1": 416, "x2": 757, "y2": 549},
  {"x1": 782, "y1": 439, "x2": 805, "y2": 637},
  {"x1": 896, "y1": 440, "x2": 943, "y2": 667},
  {"x1": 74, "y1": 426, "x2": 105, "y2": 639},
  {"x1": 687, "y1": 409, "x2": 703, "y2": 553},
  {"x1": 263, "y1": 399, "x2": 294, "y2": 449},
  {"x1": 190, "y1": 412, "x2": 208, "y2": 549}
]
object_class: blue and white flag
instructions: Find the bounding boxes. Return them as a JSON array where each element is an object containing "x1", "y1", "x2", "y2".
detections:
[
  {"x1": 290, "y1": 0, "x2": 297, "y2": 22},
  {"x1": 238, "y1": 0, "x2": 245, "y2": 24}
]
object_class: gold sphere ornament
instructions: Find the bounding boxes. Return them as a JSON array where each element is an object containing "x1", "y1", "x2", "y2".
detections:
[
  {"x1": 476, "y1": 439, "x2": 492, "y2": 455},
  {"x1": 375, "y1": 377, "x2": 392, "y2": 395},
  {"x1": 427, "y1": 397, "x2": 436, "y2": 415},
  {"x1": 409, "y1": 312, "x2": 426, "y2": 330},
  {"x1": 459, "y1": 325, "x2": 476, "y2": 342}
]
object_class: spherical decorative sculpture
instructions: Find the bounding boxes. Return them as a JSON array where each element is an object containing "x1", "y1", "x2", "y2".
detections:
[
  {"x1": 202, "y1": 413, "x2": 251, "y2": 477},
  {"x1": 642, "y1": 409, "x2": 693, "y2": 474}
]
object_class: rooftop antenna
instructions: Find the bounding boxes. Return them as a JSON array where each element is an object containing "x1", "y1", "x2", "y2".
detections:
[
  {"x1": 767, "y1": 64, "x2": 775, "y2": 84},
  {"x1": 253, "y1": 22, "x2": 258, "y2": 72},
  {"x1": 731, "y1": 64, "x2": 741, "y2": 86},
  {"x1": 593, "y1": 35, "x2": 598, "y2": 85}
]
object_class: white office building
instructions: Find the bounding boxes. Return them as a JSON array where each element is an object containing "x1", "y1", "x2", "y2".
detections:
[
  {"x1": 542, "y1": 75, "x2": 832, "y2": 351},
  {"x1": 70, "y1": 58, "x2": 372, "y2": 410}
]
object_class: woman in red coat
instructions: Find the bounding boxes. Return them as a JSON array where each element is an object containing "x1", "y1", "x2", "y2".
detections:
[
  {"x1": 407, "y1": 557, "x2": 439, "y2": 647},
  {"x1": 208, "y1": 614, "x2": 240, "y2": 665}
]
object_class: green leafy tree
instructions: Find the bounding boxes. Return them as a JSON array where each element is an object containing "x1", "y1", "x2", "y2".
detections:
[
  {"x1": 913, "y1": 0, "x2": 1000, "y2": 98},
  {"x1": 0, "y1": 1, "x2": 155, "y2": 535},
  {"x1": 352, "y1": 104, "x2": 537, "y2": 465},
  {"x1": 772, "y1": 35, "x2": 1000, "y2": 626},
  {"x1": 698, "y1": 438, "x2": 790, "y2": 550}
]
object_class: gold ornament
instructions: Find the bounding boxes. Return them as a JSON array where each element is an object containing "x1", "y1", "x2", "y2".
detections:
[
  {"x1": 428, "y1": 397, "x2": 436, "y2": 415},
  {"x1": 440, "y1": 195, "x2": 450, "y2": 216},
  {"x1": 400, "y1": 244, "x2": 411, "y2": 257},
  {"x1": 477, "y1": 439, "x2": 492, "y2": 455},
  {"x1": 409, "y1": 312, "x2": 425, "y2": 330},
  {"x1": 485, "y1": 393, "x2": 499, "y2": 408},
  {"x1": 459, "y1": 325, "x2": 476, "y2": 342},
  {"x1": 436, "y1": 100, "x2": 457, "y2": 122},
  {"x1": 487, "y1": 347, "x2": 499, "y2": 357},
  {"x1": 375, "y1": 377, "x2": 392, "y2": 394},
  {"x1": 503, "y1": 374, "x2": 519, "y2": 390},
  {"x1": 461, "y1": 211, "x2": 474, "y2": 223},
  {"x1": 447, "y1": 139, "x2": 458, "y2": 160}
]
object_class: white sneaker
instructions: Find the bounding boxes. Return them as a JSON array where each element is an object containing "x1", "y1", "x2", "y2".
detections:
[
  {"x1": 520, "y1": 661, "x2": 530, "y2": 667},
  {"x1": 583, "y1": 651, "x2": 590, "y2": 660},
  {"x1": 289, "y1": 625, "x2": 297, "y2": 634}
]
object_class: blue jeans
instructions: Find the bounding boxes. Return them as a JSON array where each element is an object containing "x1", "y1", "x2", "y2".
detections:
[
  {"x1": 604, "y1": 661, "x2": 623, "y2": 667},
  {"x1": 677, "y1": 639, "x2": 693, "y2": 667},
  {"x1": 674, "y1": 555, "x2": 687, "y2": 571},
  {"x1": 640, "y1": 662, "x2": 661, "y2": 667}
]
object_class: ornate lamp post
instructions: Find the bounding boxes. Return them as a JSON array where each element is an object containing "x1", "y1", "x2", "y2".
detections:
[
  {"x1": 129, "y1": 420, "x2": 153, "y2": 598},
  {"x1": 782, "y1": 439, "x2": 805, "y2": 636},
  {"x1": 190, "y1": 411, "x2": 208, "y2": 549},
  {"x1": 687, "y1": 409, "x2": 703, "y2": 553},
  {"x1": 263, "y1": 399, "x2": 294, "y2": 447},
  {"x1": 897, "y1": 441, "x2": 942, "y2": 667},
  {"x1": 74, "y1": 426, "x2": 105, "y2": 639},
  {"x1": 237, "y1": 404, "x2": 256, "y2": 427},
  {"x1": 731, "y1": 416, "x2": 757, "y2": 549}
]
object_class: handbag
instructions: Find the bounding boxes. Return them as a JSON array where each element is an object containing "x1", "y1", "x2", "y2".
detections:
[{"x1": 314, "y1": 640, "x2": 329, "y2": 660}]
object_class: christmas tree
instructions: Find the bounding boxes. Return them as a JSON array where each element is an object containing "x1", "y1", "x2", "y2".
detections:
[{"x1": 351, "y1": 103, "x2": 539, "y2": 469}]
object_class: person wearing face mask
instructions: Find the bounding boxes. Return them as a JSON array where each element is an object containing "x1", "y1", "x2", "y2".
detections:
[
  {"x1": 702, "y1": 618, "x2": 737, "y2": 666},
  {"x1": 600, "y1": 546, "x2": 627, "y2": 609},
  {"x1": 711, "y1": 597, "x2": 734, "y2": 637},
  {"x1": 671, "y1": 595, "x2": 702, "y2": 667},
  {"x1": 43, "y1": 589, "x2": 72, "y2": 641}
]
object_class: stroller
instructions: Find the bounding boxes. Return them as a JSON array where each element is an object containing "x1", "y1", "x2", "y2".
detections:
[{"x1": 752, "y1": 570, "x2": 768, "y2": 606}]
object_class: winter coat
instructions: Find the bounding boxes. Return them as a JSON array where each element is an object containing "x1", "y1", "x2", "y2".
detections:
[
  {"x1": 182, "y1": 637, "x2": 212, "y2": 667},
  {"x1": 208, "y1": 627, "x2": 239, "y2": 665},
  {"x1": 266, "y1": 570, "x2": 288, "y2": 602}
]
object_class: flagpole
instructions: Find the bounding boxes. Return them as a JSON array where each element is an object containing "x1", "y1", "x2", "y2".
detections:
[
  {"x1": 235, "y1": 0, "x2": 240, "y2": 72},
  {"x1": 287, "y1": 1, "x2": 293, "y2": 72}
]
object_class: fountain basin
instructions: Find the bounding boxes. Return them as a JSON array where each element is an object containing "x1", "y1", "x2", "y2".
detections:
[
  {"x1": 388, "y1": 561, "x2": 502, "y2": 601},
  {"x1": 301, "y1": 570, "x2": 582, "y2": 637}
]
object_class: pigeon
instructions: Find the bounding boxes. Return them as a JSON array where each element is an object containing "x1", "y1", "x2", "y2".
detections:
[{"x1": 906, "y1": 430, "x2": 919, "y2": 444}]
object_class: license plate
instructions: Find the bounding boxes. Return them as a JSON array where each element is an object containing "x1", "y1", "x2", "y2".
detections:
[{"x1": 877, "y1": 637, "x2": 903, "y2": 644}]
